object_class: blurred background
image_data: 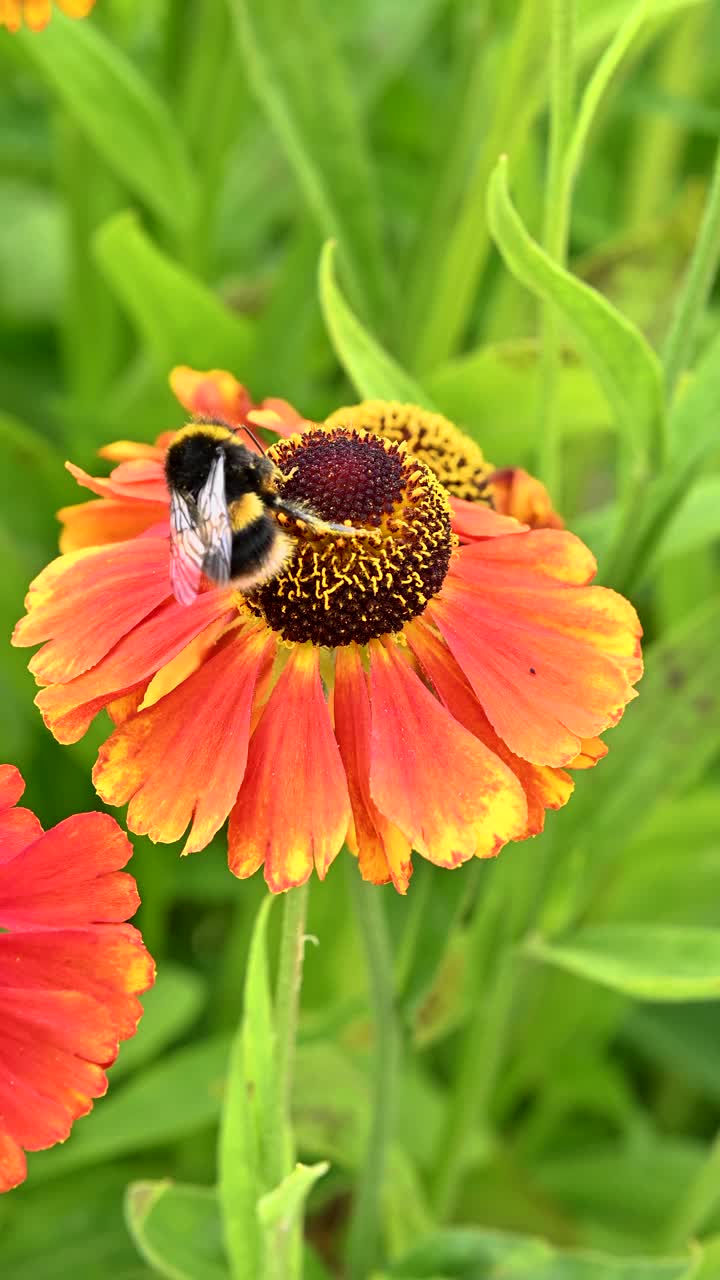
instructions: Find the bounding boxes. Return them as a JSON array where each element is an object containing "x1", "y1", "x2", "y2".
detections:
[{"x1": 2, "y1": 1, "x2": 720, "y2": 1276}]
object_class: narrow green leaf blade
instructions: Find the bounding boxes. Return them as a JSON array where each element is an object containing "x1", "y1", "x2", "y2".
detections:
[
  {"x1": 227, "y1": 0, "x2": 388, "y2": 323},
  {"x1": 18, "y1": 16, "x2": 196, "y2": 237},
  {"x1": 258, "y1": 1161, "x2": 329, "y2": 1280},
  {"x1": 318, "y1": 241, "x2": 435, "y2": 407},
  {"x1": 527, "y1": 926, "x2": 720, "y2": 1001},
  {"x1": 94, "y1": 212, "x2": 254, "y2": 374},
  {"x1": 218, "y1": 896, "x2": 275, "y2": 1280},
  {"x1": 126, "y1": 1182, "x2": 227, "y2": 1280},
  {"x1": 487, "y1": 157, "x2": 664, "y2": 464}
]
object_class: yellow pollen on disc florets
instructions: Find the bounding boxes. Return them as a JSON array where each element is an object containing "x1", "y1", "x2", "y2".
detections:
[
  {"x1": 246, "y1": 427, "x2": 454, "y2": 647},
  {"x1": 324, "y1": 399, "x2": 495, "y2": 504}
]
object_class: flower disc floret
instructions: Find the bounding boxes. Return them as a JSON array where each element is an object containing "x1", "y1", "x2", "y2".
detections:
[
  {"x1": 324, "y1": 400, "x2": 494, "y2": 504},
  {"x1": 248, "y1": 427, "x2": 454, "y2": 648}
]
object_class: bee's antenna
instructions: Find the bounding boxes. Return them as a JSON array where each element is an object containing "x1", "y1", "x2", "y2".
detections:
[{"x1": 236, "y1": 424, "x2": 267, "y2": 456}]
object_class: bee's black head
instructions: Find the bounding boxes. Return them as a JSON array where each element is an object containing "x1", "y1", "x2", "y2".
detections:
[{"x1": 165, "y1": 429, "x2": 227, "y2": 498}]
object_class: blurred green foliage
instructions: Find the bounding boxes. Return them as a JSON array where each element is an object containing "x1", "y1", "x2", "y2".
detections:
[{"x1": 2, "y1": 0, "x2": 720, "y2": 1277}]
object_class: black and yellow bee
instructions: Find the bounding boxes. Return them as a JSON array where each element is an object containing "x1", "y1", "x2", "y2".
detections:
[{"x1": 165, "y1": 421, "x2": 363, "y2": 606}]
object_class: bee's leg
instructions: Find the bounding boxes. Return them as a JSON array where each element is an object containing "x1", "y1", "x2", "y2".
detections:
[{"x1": 272, "y1": 496, "x2": 374, "y2": 538}]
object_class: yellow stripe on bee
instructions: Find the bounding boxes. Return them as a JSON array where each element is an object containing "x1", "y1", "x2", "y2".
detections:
[
  {"x1": 173, "y1": 421, "x2": 235, "y2": 445},
  {"x1": 230, "y1": 492, "x2": 265, "y2": 531}
]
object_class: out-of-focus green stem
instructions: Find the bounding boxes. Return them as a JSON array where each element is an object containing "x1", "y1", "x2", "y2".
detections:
[
  {"x1": 345, "y1": 874, "x2": 400, "y2": 1280},
  {"x1": 537, "y1": 0, "x2": 575, "y2": 498},
  {"x1": 662, "y1": 138, "x2": 720, "y2": 401},
  {"x1": 663, "y1": 1126, "x2": 720, "y2": 1250},
  {"x1": 271, "y1": 881, "x2": 310, "y2": 1182}
]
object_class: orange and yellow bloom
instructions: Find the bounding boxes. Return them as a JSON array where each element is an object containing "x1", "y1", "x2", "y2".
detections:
[
  {"x1": 0, "y1": 765, "x2": 153, "y2": 1192},
  {"x1": 13, "y1": 376, "x2": 642, "y2": 894},
  {"x1": 0, "y1": 0, "x2": 95, "y2": 31}
]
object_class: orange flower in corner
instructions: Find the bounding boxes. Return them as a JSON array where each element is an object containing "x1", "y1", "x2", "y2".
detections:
[
  {"x1": 13, "y1": 388, "x2": 642, "y2": 895},
  {"x1": 0, "y1": 764, "x2": 154, "y2": 1192},
  {"x1": 0, "y1": 0, "x2": 95, "y2": 31}
]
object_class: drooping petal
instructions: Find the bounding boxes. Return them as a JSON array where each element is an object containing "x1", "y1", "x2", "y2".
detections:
[
  {"x1": 489, "y1": 467, "x2": 565, "y2": 529},
  {"x1": 407, "y1": 620, "x2": 574, "y2": 837},
  {"x1": 0, "y1": 813, "x2": 139, "y2": 929},
  {"x1": 65, "y1": 457, "x2": 168, "y2": 505},
  {"x1": 367, "y1": 640, "x2": 527, "y2": 866},
  {"x1": 13, "y1": 538, "x2": 173, "y2": 684},
  {"x1": 450, "y1": 497, "x2": 527, "y2": 541},
  {"x1": 33, "y1": 590, "x2": 236, "y2": 744},
  {"x1": 228, "y1": 646, "x2": 351, "y2": 892},
  {"x1": 333, "y1": 645, "x2": 412, "y2": 892},
  {"x1": 94, "y1": 624, "x2": 276, "y2": 852}
]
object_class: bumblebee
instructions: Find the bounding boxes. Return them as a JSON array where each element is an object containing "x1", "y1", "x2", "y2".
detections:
[{"x1": 165, "y1": 421, "x2": 364, "y2": 606}]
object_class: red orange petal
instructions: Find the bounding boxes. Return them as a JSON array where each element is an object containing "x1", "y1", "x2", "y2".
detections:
[
  {"x1": 169, "y1": 366, "x2": 253, "y2": 427},
  {"x1": 98, "y1": 440, "x2": 165, "y2": 463},
  {"x1": 450, "y1": 497, "x2": 528, "y2": 541},
  {"x1": 66, "y1": 457, "x2": 168, "y2": 505},
  {"x1": 0, "y1": 813, "x2": 139, "y2": 929},
  {"x1": 489, "y1": 467, "x2": 565, "y2": 530},
  {"x1": 34, "y1": 590, "x2": 236, "y2": 744},
  {"x1": 430, "y1": 572, "x2": 639, "y2": 767},
  {"x1": 407, "y1": 620, "x2": 574, "y2": 838},
  {"x1": 94, "y1": 624, "x2": 276, "y2": 852},
  {"x1": 0, "y1": 1133, "x2": 25, "y2": 1193},
  {"x1": 367, "y1": 640, "x2": 528, "y2": 866},
  {"x1": 333, "y1": 645, "x2": 412, "y2": 892},
  {"x1": 228, "y1": 646, "x2": 351, "y2": 892}
]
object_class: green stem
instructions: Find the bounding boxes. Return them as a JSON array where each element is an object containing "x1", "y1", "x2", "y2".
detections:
[
  {"x1": 537, "y1": 0, "x2": 575, "y2": 496},
  {"x1": 662, "y1": 138, "x2": 720, "y2": 401},
  {"x1": 663, "y1": 1126, "x2": 720, "y2": 1250},
  {"x1": 272, "y1": 881, "x2": 310, "y2": 1182},
  {"x1": 430, "y1": 865, "x2": 518, "y2": 1220},
  {"x1": 345, "y1": 873, "x2": 400, "y2": 1280}
]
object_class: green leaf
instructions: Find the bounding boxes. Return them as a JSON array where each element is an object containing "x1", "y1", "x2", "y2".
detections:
[
  {"x1": 668, "y1": 327, "x2": 720, "y2": 463},
  {"x1": 652, "y1": 476, "x2": 720, "y2": 565},
  {"x1": 527, "y1": 925, "x2": 720, "y2": 1001},
  {"x1": 17, "y1": 15, "x2": 196, "y2": 238},
  {"x1": 318, "y1": 241, "x2": 435, "y2": 406},
  {"x1": 126, "y1": 1182, "x2": 227, "y2": 1280},
  {"x1": 110, "y1": 964, "x2": 207, "y2": 1081},
  {"x1": 226, "y1": 0, "x2": 388, "y2": 324},
  {"x1": 28, "y1": 1035, "x2": 231, "y2": 1183},
  {"x1": 94, "y1": 212, "x2": 255, "y2": 375},
  {"x1": 389, "y1": 1226, "x2": 690, "y2": 1278},
  {"x1": 217, "y1": 896, "x2": 274, "y2": 1280},
  {"x1": 625, "y1": 1002, "x2": 720, "y2": 1105},
  {"x1": 487, "y1": 157, "x2": 664, "y2": 466},
  {"x1": 425, "y1": 339, "x2": 611, "y2": 461},
  {"x1": 258, "y1": 1161, "x2": 328, "y2": 1280}
]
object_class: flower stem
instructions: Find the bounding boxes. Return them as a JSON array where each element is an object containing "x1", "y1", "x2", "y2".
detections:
[
  {"x1": 662, "y1": 137, "x2": 720, "y2": 401},
  {"x1": 345, "y1": 872, "x2": 400, "y2": 1280},
  {"x1": 430, "y1": 869, "x2": 517, "y2": 1220},
  {"x1": 272, "y1": 881, "x2": 310, "y2": 1183},
  {"x1": 537, "y1": 0, "x2": 575, "y2": 499}
]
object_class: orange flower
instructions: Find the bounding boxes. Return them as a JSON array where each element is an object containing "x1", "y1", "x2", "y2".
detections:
[
  {"x1": 0, "y1": 764, "x2": 154, "y2": 1192},
  {"x1": 14, "y1": 408, "x2": 641, "y2": 895},
  {"x1": 170, "y1": 366, "x2": 309, "y2": 440},
  {"x1": 0, "y1": 0, "x2": 95, "y2": 31}
]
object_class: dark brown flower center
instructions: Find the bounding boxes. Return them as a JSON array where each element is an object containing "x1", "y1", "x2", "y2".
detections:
[
  {"x1": 324, "y1": 399, "x2": 495, "y2": 503},
  {"x1": 245, "y1": 427, "x2": 453, "y2": 647}
]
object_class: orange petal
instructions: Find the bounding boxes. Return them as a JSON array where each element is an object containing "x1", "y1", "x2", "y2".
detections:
[
  {"x1": 334, "y1": 645, "x2": 412, "y2": 892},
  {"x1": 430, "y1": 571, "x2": 639, "y2": 767},
  {"x1": 489, "y1": 468, "x2": 565, "y2": 530},
  {"x1": 0, "y1": 765, "x2": 44, "y2": 865},
  {"x1": 450, "y1": 497, "x2": 527, "y2": 541},
  {"x1": 228, "y1": 646, "x2": 350, "y2": 892},
  {"x1": 456, "y1": 527, "x2": 597, "y2": 584},
  {"x1": 58, "y1": 0, "x2": 96, "y2": 15},
  {"x1": 568, "y1": 736, "x2": 608, "y2": 769},
  {"x1": 0, "y1": 1133, "x2": 25, "y2": 1193},
  {"x1": 34, "y1": 591, "x2": 236, "y2": 744},
  {"x1": 58, "y1": 498, "x2": 168, "y2": 552},
  {"x1": 94, "y1": 625, "x2": 276, "y2": 853},
  {"x1": 367, "y1": 640, "x2": 527, "y2": 866},
  {"x1": 14, "y1": 538, "x2": 174, "y2": 684},
  {"x1": 407, "y1": 620, "x2": 574, "y2": 838},
  {"x1": 169, "y1": 366, "x2": 253, "y2": 427},
  {"x1": 66, "y1": 457, "x2": 168, "y2": 505},
  {"x1": 98, "y1": 440, "x2": 165, "y2": 464}
]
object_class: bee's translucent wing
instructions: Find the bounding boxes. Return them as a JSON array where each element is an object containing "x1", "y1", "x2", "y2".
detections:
[
  {"x1": 195, "y1": 451, "x2": 232, "y2": 586},
  {"x1": 168, "y1": 451, "x2": 232, "y2": 606}
]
